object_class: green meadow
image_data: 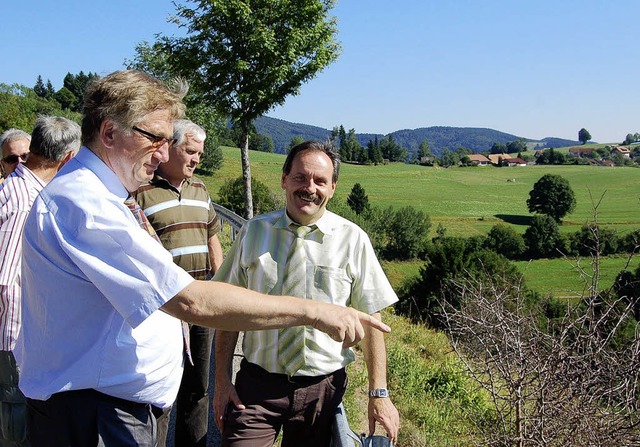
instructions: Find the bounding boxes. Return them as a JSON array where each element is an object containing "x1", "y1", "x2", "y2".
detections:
[
  {"x1": 204, "y1": 147, "x2": 640, "y2": 297},
  {"x1": 206, "y1": 147, "x2": 639, "y2": 237}
]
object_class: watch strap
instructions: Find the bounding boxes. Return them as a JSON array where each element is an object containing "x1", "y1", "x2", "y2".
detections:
[{"x1": 368, "y1": 388, "x2": 389, "y2": 398}]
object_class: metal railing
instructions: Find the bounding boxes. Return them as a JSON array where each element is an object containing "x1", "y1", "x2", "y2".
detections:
[{"x1": 211, "y1": 203, "x2": 246, "y2": 240}]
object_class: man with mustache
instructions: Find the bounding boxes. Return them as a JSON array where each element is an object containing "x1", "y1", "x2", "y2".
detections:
[{"x1": 214, "y1": 141, "x2": 400, "y2": 447}]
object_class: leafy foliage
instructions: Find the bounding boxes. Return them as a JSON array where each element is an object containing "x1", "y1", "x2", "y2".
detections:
[
  {"x1": 568, "y1": 224, "x2": 619, "y2": 256},
  {"x1": 578, "y1": 127, "x2": 592, "y2": 144},
  {"x1": 523, "y1": 214, "x2": 563, "y2": 258},
  {"x1": 527, "y1": 173, "x2": 576, "y2": 222},
  {"x1": 397, "y1": 237, "x2": 520, "y2": 328},
  {"x1": 483, "y1": 223, "x2": 526, "y2": 259},
  {"x1": 385, "y1": 206, "x2": 431, "y2": 259},
  {"x1": 156, "y1": 0, "x2": 341, "y2": 218},
  {"x1": 535, "y1": 147, "x2": 567, "y2": 165},
  {"x1": 0, "y1": 83, "x2": 81, "y2": 133},
  {"x1": 217, "y1": 176, "x2": 283, "y2": 219}
]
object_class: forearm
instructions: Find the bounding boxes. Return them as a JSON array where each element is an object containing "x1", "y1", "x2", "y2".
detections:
[
  {"x1": 362, "y1": 312, "x2": 389, "y2": 389},
  {"x1": 162, "y1": 280, "x2": 319, "y2": 331},
  {"x1": 208, "y1": 234, "x2": 224, "y2": 274},
  {"x1": 215, "y1": 330, "x2": 239, "y2": 382}
]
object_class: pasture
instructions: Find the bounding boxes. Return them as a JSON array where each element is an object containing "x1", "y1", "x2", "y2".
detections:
[{"x1": 204, "y1": 147, "x2": 640, "y2": 238}]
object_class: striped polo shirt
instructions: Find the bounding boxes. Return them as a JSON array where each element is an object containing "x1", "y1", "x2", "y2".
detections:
[{"x1": 135, "y1": 175, "x2": 221, "y2": 280}]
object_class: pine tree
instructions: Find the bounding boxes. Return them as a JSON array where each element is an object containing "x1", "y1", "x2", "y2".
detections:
[
  {"x1": 347, "y1": 183, "x2": 369, "y2": 215},
  {"x1": 33, "y1": 75, "x2": 47, "y2": 98}
]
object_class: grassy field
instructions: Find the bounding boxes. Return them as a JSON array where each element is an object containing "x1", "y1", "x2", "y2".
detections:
[
  {"x1": 206, "y1": 147, "x2": 639, "y2": 445},
  {"x1": 205, "y1": 147, "x2": 639, "y2": 298},
  {"x1": 515, "y1": 254, "x2": 640, "y2": 299},
  {"x1": 204, "y1": 147, "x2": 640, "y2": 238}
]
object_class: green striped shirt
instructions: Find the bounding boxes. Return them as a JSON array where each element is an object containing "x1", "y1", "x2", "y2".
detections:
[{"x1": 214, "y1": 209, "x2": 398, "y2": 376}]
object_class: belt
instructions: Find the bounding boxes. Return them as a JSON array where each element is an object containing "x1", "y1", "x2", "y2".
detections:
[{"x1": 241, "y1": 359, "x2": 345, "y2": 384}]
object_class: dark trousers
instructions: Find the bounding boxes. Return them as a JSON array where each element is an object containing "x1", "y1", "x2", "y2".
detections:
[
  {"x1": 222, "y1": 360, "x2": 347, "y2": 447},
  {"x1": 25, "y1": 389, "x2": 161, "y2": 447},
  {"x1": 0, "y1": 351, "x2": 27, "y2": 446},
  {"x1": 157, "y1": 324, "x2": 213, "y2": 447}
]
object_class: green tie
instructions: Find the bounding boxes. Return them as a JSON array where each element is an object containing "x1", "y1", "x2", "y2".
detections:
[{"x1": 278, "y1": 224, "x2": 313, "y2": 376}]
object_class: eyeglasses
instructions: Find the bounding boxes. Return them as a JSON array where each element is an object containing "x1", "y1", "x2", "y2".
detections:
[
  {"x1": 2, "y1": 153, "x2": 29, "y2": 164},
  {"x1": 132, "y1": 126, "x2": 177, "y2": 148}
]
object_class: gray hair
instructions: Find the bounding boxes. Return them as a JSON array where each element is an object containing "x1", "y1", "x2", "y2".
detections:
[
  {"x1": 0, "y1": 128, "x2": 31, "y2": 150},
  {"x1": 30, "y1": 116, "x2": 82, "y2": 162},
  {"x1": 173, "y1": 119, "x2": 206, "y2": 147},
  {"x1": 283, "y1": 140, "x2": 341, "y2": 183}
]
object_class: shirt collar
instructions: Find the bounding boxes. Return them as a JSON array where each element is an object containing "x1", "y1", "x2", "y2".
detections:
[
  {"x1": 273, "y1": 208, "x2": 334, "y2": 236},
  {"x1": 74, "y1": 146, "x2": 129, "y2": 202},
  {"x1": 149, "y1": 173, "x2": 191, "y2": 191},
  {"x1": 6, "y1": 163, "x2": 47, "y2": 190}
]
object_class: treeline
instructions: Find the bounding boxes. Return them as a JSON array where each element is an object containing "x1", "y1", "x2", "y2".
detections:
[
  {"x1": 0, "y1": 72, "x2": 225, "y2": 172},
  {"x1": 32, "y1": 72, "x2": 99, "y2": 113},
  {"x1": 535, "y1": 146, "x2": 640, "y2": 167}
]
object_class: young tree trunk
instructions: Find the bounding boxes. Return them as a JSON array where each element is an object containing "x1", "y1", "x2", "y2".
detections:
[{"x1": 240, "y1": 123, "x2": 253, "y2": 219}]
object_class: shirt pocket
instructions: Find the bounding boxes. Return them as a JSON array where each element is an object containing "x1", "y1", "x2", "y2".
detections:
[
  {"x1": 312, "y1": 266, "x2": 352, "y2": 305},
  {"x1": 246, "y1": 253, "x2": 279, "y2": 294}
]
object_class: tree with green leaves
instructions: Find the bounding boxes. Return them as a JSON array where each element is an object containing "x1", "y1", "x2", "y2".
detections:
[
  {"x1": 527, "y1": 174, "x2": 576, "y2": 222},
  {"x1": 45, "y1": 80, "x2": 55, "y2": 99},
  {"x1": 153, "y1": 0, "x2": 341, "y2": 218},
  {"x1": 578, "y1": 128, "x2": 592, "y2": 145},
  {"x1": 484, "y1": 223, "x2": 525, "y2": 259},
  {"x1": 506, "y1": 137, "x2": 528, "y2": 153},
  {"x1": 287, "y1": 136, "x2": 305, "y2": 153},
  {"x1": 491, "y1": 142, "x2": 507, "y2": 154},
  {"x1": 386, "y1": 206, "x2": 431, "y2": 259},
  {"x1": 416, "y1": 140, "x2": 431, "y2": 162},
  {"x1": 346, "y1": 183, "x2": 369, "y2": 215},
  {"x1": 217, "y1": 176, "x2": 283, "y2": 218},
  {"x1": 524, "y1": 214, "x2": 562, "y2": 258},
  {"x1": 63, "y1": 71, "x2": 99, "y2": 112},
  {"x1": 0, "y1": 83, "x2": 80, "y2": 131},
  {"x1": 53, "y1": 87, "x2": 77, "y2": 111}
]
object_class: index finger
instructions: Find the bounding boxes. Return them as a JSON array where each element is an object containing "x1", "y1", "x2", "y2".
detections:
[{"x1": 357, "y1": 311, "x2": 391, "y2": 333}]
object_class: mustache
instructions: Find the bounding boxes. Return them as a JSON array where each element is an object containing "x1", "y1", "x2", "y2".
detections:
[{"x1": 296, "y1": 191, "x2": 318, "y2": 202}]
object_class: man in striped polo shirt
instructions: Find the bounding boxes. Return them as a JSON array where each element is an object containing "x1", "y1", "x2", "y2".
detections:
[
  {"x1": 0, "y1": 116, "x2": 80, "y2": 446},
  {"x1": 135, "y1": 119, "x2": 223, "y2": 447}
]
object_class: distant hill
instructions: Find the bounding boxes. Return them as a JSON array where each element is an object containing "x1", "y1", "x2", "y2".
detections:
[
  {"x1": 255, "y1": 115, "x2": 579, "y2": 157},
  {"x1": 253, "y1": 116, "x2": 331, "y2": 153}
]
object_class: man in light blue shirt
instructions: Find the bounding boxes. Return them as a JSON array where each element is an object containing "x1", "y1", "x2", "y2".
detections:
[{"x1": 16, "y1": 71, "x2": 389, "y2": 447}]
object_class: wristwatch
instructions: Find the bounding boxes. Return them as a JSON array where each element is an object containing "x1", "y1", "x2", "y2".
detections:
[{"x1": 368, "y1": 388, "x2": 389, "y2": 398}]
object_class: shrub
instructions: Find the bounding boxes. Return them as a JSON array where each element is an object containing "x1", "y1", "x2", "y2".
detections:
[
  {"x1": 484, "y1": 223, "x2": 526, "y2": 259},
  {"x1": 524, "y1": 214, "x2": 563, "y2": 258},
  {"x1": 217, "y1": 176, "x2": 283, "y2": 218},
  {"x1": 568, "y1": 224, "x2": 620, "y2": 256}
]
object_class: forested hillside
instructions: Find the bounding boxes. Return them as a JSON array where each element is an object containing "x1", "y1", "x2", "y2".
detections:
[{"x1": 256, "y1": 115, "x2": 578, "y2": 156}]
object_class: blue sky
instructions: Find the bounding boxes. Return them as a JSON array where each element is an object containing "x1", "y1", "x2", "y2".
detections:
[{"x1": 3, "y1": 0, "x2": 639, "y2": 143}]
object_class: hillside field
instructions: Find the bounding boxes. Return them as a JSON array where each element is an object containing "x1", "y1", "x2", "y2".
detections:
[{"x1": 203, "y1": 147, "x2": 640, "y2": 238}]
